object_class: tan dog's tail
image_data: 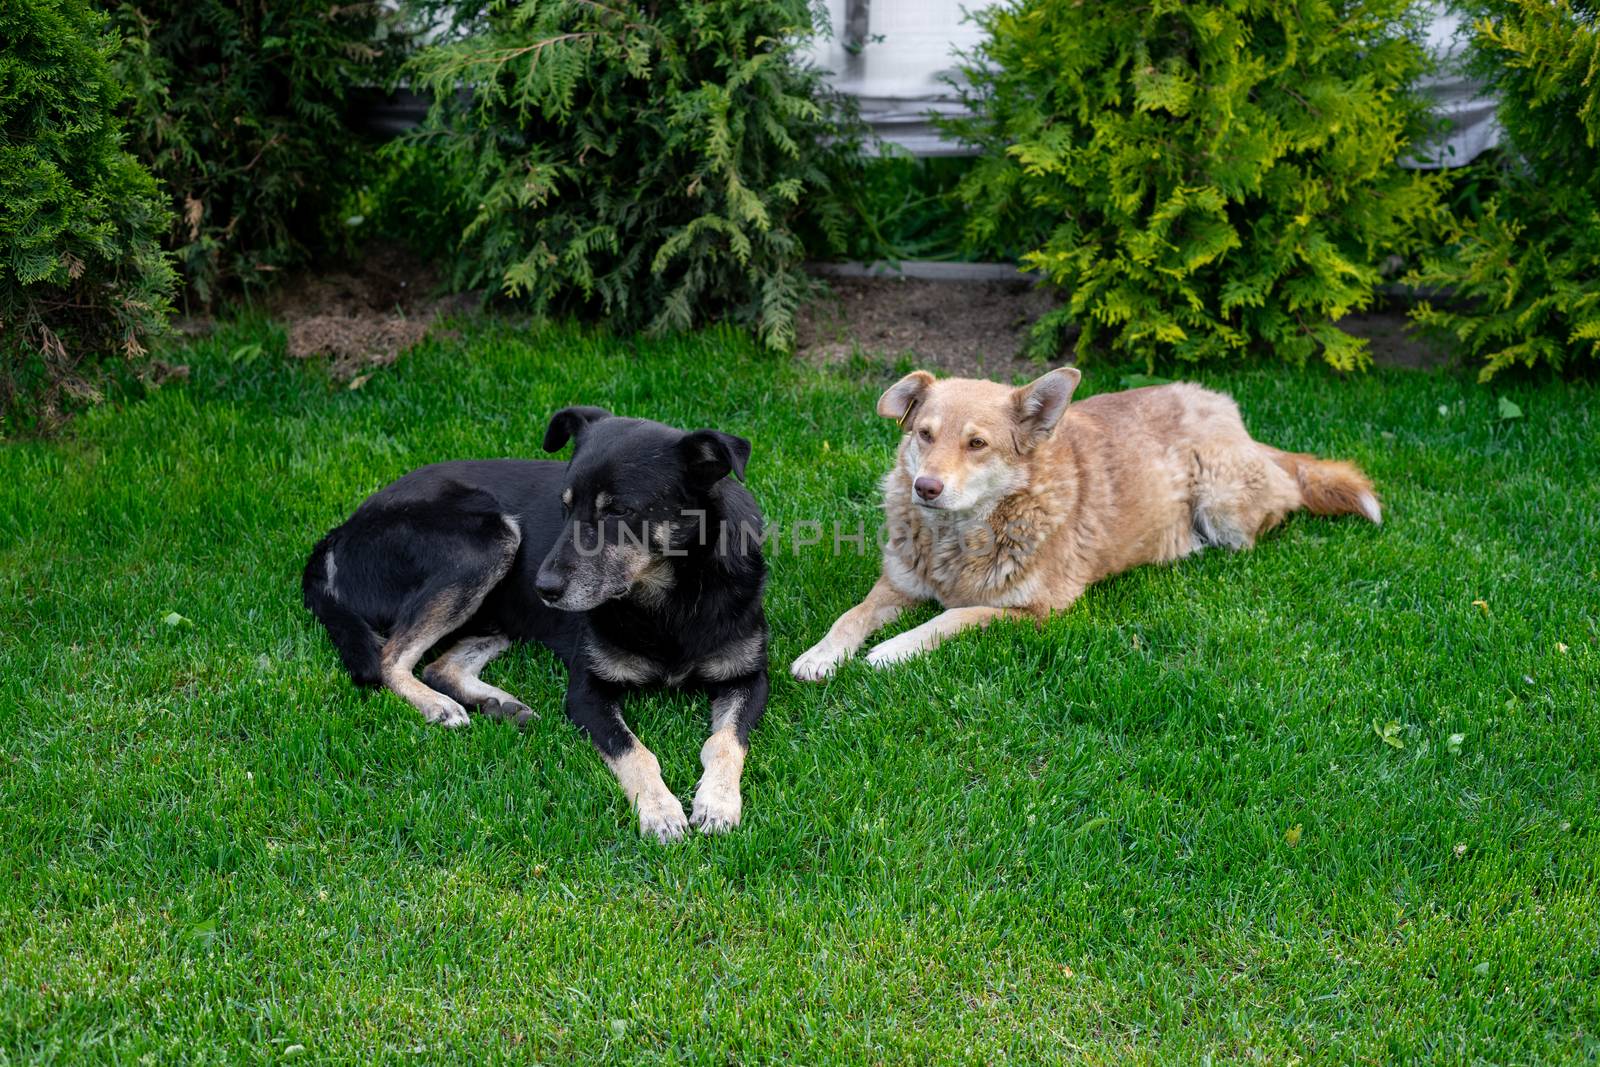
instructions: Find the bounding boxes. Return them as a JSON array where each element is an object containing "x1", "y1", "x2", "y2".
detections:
[{"x1": 1263, "y1": 447, "x2": 1382, "y2": 524}]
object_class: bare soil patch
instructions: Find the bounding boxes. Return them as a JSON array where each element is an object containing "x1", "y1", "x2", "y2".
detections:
[
  {"x1": 797, "y1": 276, "x2": 1057, "y2": 378},
  {"x1": 797, "y1": 273, "x2": 1453, "y2": 377},
  {"x1": 267, "y1": 242, "x2": 477, "y2": 380},
  {"x1": 1335, "y1": 306, "x2": 1454, "y2": 370}
]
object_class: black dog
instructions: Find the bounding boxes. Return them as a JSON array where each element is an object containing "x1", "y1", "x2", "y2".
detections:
[{"x1": 301, "y1": 407, "x2": 769, "y2": 840}]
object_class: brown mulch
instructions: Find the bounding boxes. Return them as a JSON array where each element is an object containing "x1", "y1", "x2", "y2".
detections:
[
  {"x1": 204, "y1": 249, "x2": 1453, "y2": 382},
  {"x1": 267, "y1": 242, "x2": 478, "y2": 380},
  {"x1": 796, "y1": 274, "x2": 1453, "y2": 377},
  {"x1": 1334, "y1": 307, "x2": 1453, "y2": 370},
  {"x1": 797, "y1": 276, "x2": 1058, "y2": 378}
]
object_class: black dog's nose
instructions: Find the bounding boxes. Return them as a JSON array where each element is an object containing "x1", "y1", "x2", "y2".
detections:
[
  {"x1": 535, "y1": 570, "x2": 566, "y2": 602},
  {"x1": 914, "y1": 476, "x2": 944, "y2": 501}
]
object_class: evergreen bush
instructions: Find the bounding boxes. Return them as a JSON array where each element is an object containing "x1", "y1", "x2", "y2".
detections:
[
  {"x1": 1, "y1": 0, "x2": 176, "y2": 434},
  {"x1": 109, "y1": 0, "x2": 406, "y2": 304},
  {"x1": 949, "y1": 0, "x2": 1447, "y2": 370},
  {"x1": 406, "y1": 0, "x2": 861, "y2": 350},
  {"x1": 1409, "y1": 0, "x2": 1600, "y2": 378}
]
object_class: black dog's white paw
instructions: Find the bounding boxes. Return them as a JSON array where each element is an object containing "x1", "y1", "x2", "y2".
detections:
[
  {"x1": 690, "y1": 778, "x2": 742, "y2": 834},
  {"x1": 637, "y1": 789, "x2": 689, "y2": 843},
  {"x1": 423, "y1": 697, "x2": 470, "y2": 728}
]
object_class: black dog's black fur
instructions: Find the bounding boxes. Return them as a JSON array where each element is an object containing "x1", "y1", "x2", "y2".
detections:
[{"x1": 302, "y1": 407, "x2": 768, "y2": 839}]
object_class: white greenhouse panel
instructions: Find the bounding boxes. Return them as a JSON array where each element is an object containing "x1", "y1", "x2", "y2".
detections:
[{"x1": 802, "y1": 0, "x2": 1502, "y2": 166}]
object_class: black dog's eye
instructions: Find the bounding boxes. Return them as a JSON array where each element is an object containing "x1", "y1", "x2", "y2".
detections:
[{"x1": 605, "y1": 501, "x2": 634, "y2": 519}]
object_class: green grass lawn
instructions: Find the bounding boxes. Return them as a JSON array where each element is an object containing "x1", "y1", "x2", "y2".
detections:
[{"x1": 2, "y1": 317, "x2": 1597, "y2": 1064}]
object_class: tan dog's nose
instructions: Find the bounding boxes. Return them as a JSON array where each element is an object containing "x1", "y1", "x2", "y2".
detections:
[{"x1": 913, "y1": 476, "x2": 944, "y2": 501}]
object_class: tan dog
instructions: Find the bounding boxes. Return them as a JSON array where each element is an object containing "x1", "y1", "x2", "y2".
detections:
[{"x1": 791, "y1": 368, "x2": 1380, "y2": 678}]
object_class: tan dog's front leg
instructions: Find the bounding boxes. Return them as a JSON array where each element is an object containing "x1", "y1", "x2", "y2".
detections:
[
  {"x1": 864, "y1": 606, "x2": 1025, "y2": 669},
  {"x1": 791, "y1": 576, "x2": 920, "y2": 681}
]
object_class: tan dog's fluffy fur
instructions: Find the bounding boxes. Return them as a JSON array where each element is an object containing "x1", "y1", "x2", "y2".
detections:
[{"x1": 792, "y1": 368, "x2": 1380, "y2": 677}]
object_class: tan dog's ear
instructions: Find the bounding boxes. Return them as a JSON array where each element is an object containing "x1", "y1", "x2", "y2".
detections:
[
  {"x1": 876, "y1": 370, "x2": 935, "y2": 427},
  {"x1": 1012, "y1": 367, "x2": 1081, "y2": 443}
]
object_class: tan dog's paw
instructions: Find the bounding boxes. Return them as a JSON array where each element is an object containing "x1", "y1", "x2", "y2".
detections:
[
  {"x1": 865, "y1": 632, "x2": 923, "y2": 670},
  {"x1": 636, "y1": 788, "x2": 688, "y2": 843},
  {"x1": 690, "y1": 776, "x2": 742, "y2": 833},
  {"x1": 791, "y1": 640, "x2": 848, "y2": 681}
]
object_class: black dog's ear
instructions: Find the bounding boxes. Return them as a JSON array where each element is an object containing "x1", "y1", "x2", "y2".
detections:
[
  {"x1": 542, "y1": 406, "x2": 612, "y2": 453},
  {"x1": 679, "y1": 429, "x2": 751, "y2": 486}
]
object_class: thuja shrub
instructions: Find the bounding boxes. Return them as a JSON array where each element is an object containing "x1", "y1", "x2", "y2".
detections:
[
  {"x1": 1409, "y1": 0, "x2": 1600, "y2": 378},
  {"x1": 1, "y1": 0, "x2": 176, "y2": 435},
  {"x1": 109, "y1": 0, "x2": 406, "y2": 304},
  {"x1": 949, "y1": 0, "x2": 1447, "y2": 369},
  {"x1": 406, "y1": 0, "x2": 861, "y2": 350}
]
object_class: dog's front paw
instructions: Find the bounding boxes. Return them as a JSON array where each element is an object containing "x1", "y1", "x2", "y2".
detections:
[
  {"x1": 865, "y1": 633, "x2": 923, "y2": 670},
  {"x1": 690, "y1": 776, "x2": 742, "y2": 834},
  {"x1": 422, "y1": 697, "x2": 471, "y2": 728},
  {"x1": 791, "y1": 640, "x2": 847, "y2": 682},
  {"x1": 636, "y1": 788, "x2": 688, "y2": 843}
]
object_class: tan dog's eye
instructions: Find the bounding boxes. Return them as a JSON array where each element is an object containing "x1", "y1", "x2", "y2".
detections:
[
  {"x1": 918, "y1": 428, "x2": 933, "y2": 443},
  {"x1": 969, "y1": 438, "x2": 987, "y2": 450}
]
